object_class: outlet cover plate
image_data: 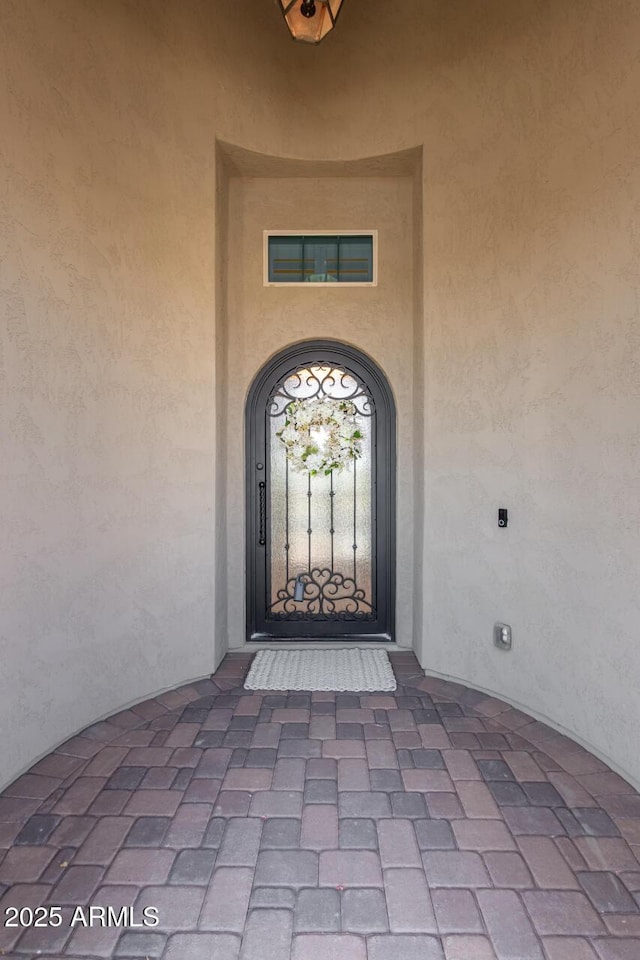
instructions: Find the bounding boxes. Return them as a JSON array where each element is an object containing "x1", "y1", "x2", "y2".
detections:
[{"x1": 494, "y1": 622, "x2": 512, "y2": 651}]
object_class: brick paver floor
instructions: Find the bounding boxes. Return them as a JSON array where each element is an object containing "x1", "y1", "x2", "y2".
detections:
[{"x1": 1, "y1": 650, "x2": 639, "y2": 959}]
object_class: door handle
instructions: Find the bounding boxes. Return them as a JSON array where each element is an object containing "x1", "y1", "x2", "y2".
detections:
[{"x1": 258, "y1": 481, "x2": 266, "y2": 545}]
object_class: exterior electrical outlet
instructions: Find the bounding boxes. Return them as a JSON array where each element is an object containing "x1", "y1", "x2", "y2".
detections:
[{"x1": 494, "y1": 622, "x2": 512, "y2": 650}]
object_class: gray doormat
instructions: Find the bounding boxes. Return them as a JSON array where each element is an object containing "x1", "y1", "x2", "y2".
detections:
[{"x1": 244, "y1": 648, "x2": 397, "y2": 692}]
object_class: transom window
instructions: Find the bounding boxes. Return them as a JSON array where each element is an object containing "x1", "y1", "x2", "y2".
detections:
[{"x1": 264, "y1": 232, "x2": 376, "y2": 285}]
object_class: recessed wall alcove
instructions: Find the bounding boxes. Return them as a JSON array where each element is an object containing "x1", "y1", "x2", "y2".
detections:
[
  {"x1": 2, "y1": 0, "x2": 639, "y2": 799},
  {"x1": 214, "y1": 141, "x2": 425, "y2": 654}
]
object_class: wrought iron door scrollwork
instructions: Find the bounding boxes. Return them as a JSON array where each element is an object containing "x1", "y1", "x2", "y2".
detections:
[
  {"x1": 269, "y1": 567, "x2": 376, "y2": 621},
  {"x1": 246, "y1": 340, "x2": 395, "y2": 641},
  {"x1": 267, "y1": 363, "x2": 376, "y2": 419}
]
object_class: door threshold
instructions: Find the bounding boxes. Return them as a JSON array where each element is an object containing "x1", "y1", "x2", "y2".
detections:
[{"x1": 238, "y1": 640, "x2": 406, "y2": 652}]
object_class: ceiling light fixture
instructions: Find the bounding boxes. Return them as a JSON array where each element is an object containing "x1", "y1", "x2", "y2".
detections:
[{"x1": 276, "y1": 0, "x2": 345, "y2": 44}]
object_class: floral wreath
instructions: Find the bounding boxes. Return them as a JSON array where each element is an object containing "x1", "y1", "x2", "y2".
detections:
[{"x1": 276, "y1": 397, "x2": 364, "y2": 476}]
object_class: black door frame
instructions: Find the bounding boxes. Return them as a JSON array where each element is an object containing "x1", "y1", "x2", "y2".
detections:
[{"x1": 245, "y1": 339, "x2": 396, "y2": 642}]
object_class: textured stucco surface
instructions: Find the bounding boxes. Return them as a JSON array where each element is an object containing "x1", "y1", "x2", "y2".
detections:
[
  {"x1": 417, "y1": 0, "x2": 640, "y2": 788},
  {"x1": 223, "y1": 174, "x2": 418, "y2": 648},
  {"x1": 1, "y1": 0, "x2": 639, "y2": 790},
  {"x1": 286, "y1": 0, "x2": 639, "y2": 785},
  {"x1": 0, "y1": 0, "x2": 297, "y2": 789}
]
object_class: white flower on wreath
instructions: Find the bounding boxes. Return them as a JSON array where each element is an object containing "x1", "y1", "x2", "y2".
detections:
[
  {"x1": 305, "y1": 452, "x2": 325, "y2": 474},
  {"x1": 294, "y1": 404, "x2": 314, "y2": 427},
  {"x1": 276, "y1": 396, "x2": 364, "y2": 476}
]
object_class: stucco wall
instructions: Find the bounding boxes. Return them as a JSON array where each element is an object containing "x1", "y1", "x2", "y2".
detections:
[
  {"x1": 422, "y1": 0, "x2": 640, "y2": 787},
  {"x1": 276, "y1": 0, "x2": 639, "y2": 784},
  {"x1": 1, "y1": 0, "x2": 639, "y2": 790},
  {"x1": 0, "y1": 0, "x2": 296, "y2": 789},
  {"x1": 223, "y1": 174, "x2": 417, "y2": 647}
]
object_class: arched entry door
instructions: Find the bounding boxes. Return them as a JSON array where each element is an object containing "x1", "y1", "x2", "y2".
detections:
[{"x1": 246, "y1": 340, "x2": 396, "y2": 641}]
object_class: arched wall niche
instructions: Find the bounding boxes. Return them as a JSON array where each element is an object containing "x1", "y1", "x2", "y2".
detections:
[{"x1": 214, "y1": 141, "x2": 425, "y2": 658}]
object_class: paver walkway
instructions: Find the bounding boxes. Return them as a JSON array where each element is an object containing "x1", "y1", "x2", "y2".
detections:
[{"x1": 1, "y1": 651, "x2": 639, "y2": 959}]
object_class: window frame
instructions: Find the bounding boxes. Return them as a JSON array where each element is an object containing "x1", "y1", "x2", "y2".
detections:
[{"x1": 263, "y1": 230, "x2": 378, "y2": 287}]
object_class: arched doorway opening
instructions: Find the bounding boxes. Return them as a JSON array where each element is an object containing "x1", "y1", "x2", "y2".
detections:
[{"x1": 246, "y1": 340, "x2": 396, "y2": 641}]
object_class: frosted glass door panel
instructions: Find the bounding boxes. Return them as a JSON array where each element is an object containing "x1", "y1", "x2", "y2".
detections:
[{"x1": 268, "y1": 365, "x2": 375, "y2": 621}]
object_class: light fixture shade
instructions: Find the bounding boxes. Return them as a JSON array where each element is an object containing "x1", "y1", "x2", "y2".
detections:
[{"x1": 277, "y1": 0, "x2": 345, "y2": 44}]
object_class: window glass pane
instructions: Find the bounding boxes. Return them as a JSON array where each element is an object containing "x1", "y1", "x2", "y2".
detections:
[
  {"x1": 268, "y1": 235, "x2": 373, "y2": 283},
  {"x1": 269, "y1": 237, "x2": 304, "y2": 282},
  {"x1": 303, "y1": 237, "x2": 339, "y2": 282},
  {"x1": 338, "y1": 236, "x2": 373, "y2": 283}
]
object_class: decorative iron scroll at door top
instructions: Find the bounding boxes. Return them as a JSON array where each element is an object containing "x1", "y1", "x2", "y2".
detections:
[
  {"x1": 267, "y1": 363, "x2": 375, "y2": 417},
  {"x1": 267, "y1": 363, "x2": 376, "y2": 622}
]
